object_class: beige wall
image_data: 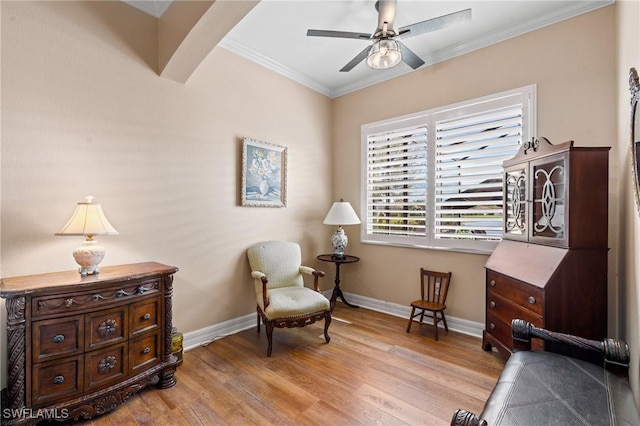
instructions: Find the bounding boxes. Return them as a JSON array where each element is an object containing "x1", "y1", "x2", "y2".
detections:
[
  {"x1": 0, "y1": 1, "x2": 332, "y2": 387},
  {"x1": 333, "y1": 6, "x2": 617, "y2": 325},
  {"x1": 615, "y1": 0, "x2": 640, "y2": 407},
  {"x1": 1, "y1": 0, "x2": 637, "y2": 405}
]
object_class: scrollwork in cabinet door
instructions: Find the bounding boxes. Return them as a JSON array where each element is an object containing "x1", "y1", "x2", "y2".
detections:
[
  {"x1": 533, "y1": 165, "x2": 564, "y2": 234},
  {"x1": 505, "y1": 170, "x2": 527, "y2": 233}
]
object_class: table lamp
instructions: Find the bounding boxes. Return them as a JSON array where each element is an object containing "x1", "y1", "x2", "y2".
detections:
[
  {"x1": 323, "y1": 199, "x2": 361, "y2": 258},
  {"x1": 55, "y1": 195, "x2": 119, "y2": 276}
]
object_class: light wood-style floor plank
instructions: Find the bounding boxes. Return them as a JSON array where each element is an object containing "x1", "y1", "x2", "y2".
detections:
[{"x1": 75, "y1": 304, "x2": 505, "y2": 426}]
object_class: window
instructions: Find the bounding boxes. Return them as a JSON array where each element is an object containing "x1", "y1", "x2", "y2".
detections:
[{"x1": 361, "y1": 85, "x2": 536, "y2": 253}]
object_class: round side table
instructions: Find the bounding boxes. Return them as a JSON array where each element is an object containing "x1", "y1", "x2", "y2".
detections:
[{"x1": 317, "y1": 254, "x2": 360, "y2": 312}]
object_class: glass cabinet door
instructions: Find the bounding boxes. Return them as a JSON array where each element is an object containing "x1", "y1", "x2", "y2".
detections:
[
  {"x1": 503, "y1": 166, "x2": 528, "y2": 240},
  {"x1": 530, "y1": 153, "x2": 566, "y2": 243}
]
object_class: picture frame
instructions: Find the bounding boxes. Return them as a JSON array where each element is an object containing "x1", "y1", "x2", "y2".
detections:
[{"x1": 241, "y1": 138, "x2": 287, "y2": 207}]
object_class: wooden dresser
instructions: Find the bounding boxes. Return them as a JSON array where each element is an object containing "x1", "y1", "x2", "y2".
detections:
[
  {"x1": 1, "y1": 262, "x2": 178, "y2": 425},
  {"x1": 482, "y1": 138, "x2": 609, "y2": 361}
]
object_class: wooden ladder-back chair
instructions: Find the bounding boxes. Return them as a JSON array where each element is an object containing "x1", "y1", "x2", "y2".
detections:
[
  {"x1": 406, "y1": 268, "x2": 452, "y2": 341},
  {"x1": 247, "y1": 241, "x2": 331, "y2": 356}
]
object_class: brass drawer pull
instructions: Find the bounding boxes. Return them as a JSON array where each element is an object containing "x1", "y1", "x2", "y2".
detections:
[
  {"x1": 528, "y1": 296, "x2": 536, "y2": 304},
  {"x1": 52, "y1": 375, "x2": 65, "y2": 385},
  {"x1": 142, "y1": 347, "x2": 150, "y2": 355},
  {"x1": 53, "y1": 334, "x2": 65, "y2": 343},
  {"x1": 489, "y1": 323, "x2": 496, "y2": 330},
  {"x1": 142, "y1": 313, "x2": 151, "y2": 321},
  {"x1": 489, "y1": 301, "x2": 496, "y2": 308},
  {"x1": 490, "y1": 280, "x2": 496, "y2": 286}
]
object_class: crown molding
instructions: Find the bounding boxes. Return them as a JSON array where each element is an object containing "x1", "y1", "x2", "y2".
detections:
[
  {"x1": 218, "y1": 38, "x2": 336, "y2": 97},
  {"x1": 219, "y1": 0, "x2": 613, "y2": 99}
]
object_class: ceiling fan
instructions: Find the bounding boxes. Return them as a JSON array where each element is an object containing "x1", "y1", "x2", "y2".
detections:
[{"x1": 307, "y1": 0, "x2": 471, "y2": 72}]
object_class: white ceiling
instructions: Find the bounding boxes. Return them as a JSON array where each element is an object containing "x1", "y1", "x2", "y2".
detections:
[{"x1": 124, "y1": 0, "x2": 613, "y2": 98}]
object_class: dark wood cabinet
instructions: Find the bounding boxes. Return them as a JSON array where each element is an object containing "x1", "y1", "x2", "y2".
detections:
[
  {"x1": 483, "y1": 139, "x2": 609, "y2": 360},
  {"x1": 1, "y1": 262, "x2": 178, "y2": 425},
  {"x1": 503, "y1": 138, "x2": 609, "y2": 248}
]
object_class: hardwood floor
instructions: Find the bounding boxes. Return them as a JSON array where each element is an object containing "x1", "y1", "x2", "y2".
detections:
[{"x1": 80, "y1": 304, "x2": 505, "y2": 426}]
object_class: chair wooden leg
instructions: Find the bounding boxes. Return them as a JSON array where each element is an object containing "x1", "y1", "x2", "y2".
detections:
[
  {"x1": 266, "y1": 321, "x2": 274, "y2": 357},
  {"x1": 407, "y1": 307, "x2": 416, "y2": 332},
  {"x1": 433, "y1": 311, "x2": 439, "y2": 341},
  {"x1": 257, "y1": 311, "x2": 261, "y2": 333},
  {"x1": 441, "y1": 311, "x2": 449, "y2": 333},
  {"x1": 324, "y1": 311, "x2": 331, "y2": 343},
  {"x1": 419, "y1": 310, "x2": 425, "y2": 324}
]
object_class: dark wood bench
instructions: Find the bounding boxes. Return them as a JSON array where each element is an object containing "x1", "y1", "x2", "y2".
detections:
[{"x1": 452, "y1": 319, "x2": 640, "y2": 426}]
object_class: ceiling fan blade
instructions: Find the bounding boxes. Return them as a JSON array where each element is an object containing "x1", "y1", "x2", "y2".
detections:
[
  {"x1": 397, "y1": 8, "x2": 471, "y2": 39},
  {"x1": 307, "y1": 29, "x2": 372, "y2": 40},
  {"x1": 375, "y1": 0, "x2": 397, "y2": 35},
  {"x1": 340, "y1": 45, "x2": 372, "y2": 72},
  {"x1": 398, "y1": 42, "x2": 425, "y2": 70}
]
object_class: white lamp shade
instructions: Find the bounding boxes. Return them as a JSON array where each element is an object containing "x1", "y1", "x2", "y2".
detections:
[
  {"x1": 56, "y1": 196, "x2": 118, "y2": 236},
  {"x1": 323, "y1": 200, "x2": 361, "y2": 226}
]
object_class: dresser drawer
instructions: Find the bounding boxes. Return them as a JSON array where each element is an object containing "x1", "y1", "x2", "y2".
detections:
[
  {"x1": 486, "y1": 311, "x2": 544, "y2": 352},
  {"x1": 487, "y1": 292, "x2": 543, "y2": 326},
  {"x1": 130, "y1": 332, "x2": 160, "y2": 374},
  {"x1": 486, "y1": 311, "x2": 513, "y2": 350},
  {"x1": 130, "y1": 297, "x2": 160, "y2": 337},
  {"x1": 85, "y1": 342, "x2": 128, "y2": 391},
  {"x1": 33, "y1": 315, "x2": 84, "y2": 363},
  {"x1": 85, "y1": 307, "x2": 128, "y2": 350},
  {"x1": 32, "y1": 278, "x2": 161, "y2": 317},
  {"x1": 32, "y1": 355, "x2": 84, "y2": 406},
  {"x1": 487, "y1": 271, "x2": 543, "y2": 316}
]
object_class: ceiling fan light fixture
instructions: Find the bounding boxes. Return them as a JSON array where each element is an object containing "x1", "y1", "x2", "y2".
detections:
[{"x1": 366, "y1": 39, "x2": 402, "y2": 70}]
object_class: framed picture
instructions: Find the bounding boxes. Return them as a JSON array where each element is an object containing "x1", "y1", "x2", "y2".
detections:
[{"x1": 241, "y1": 138, "x2": 287, "y2": 207}]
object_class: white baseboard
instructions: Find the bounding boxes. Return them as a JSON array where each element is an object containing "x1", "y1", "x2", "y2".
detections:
[
  {"x1": 182, "y1": 292, "x2": 484, "y2": 351},
  {"x1": 182, "y1": 313, "x2": 256, "y2": 351}
]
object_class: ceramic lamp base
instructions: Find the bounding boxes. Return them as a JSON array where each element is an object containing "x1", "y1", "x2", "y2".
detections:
[
  {"x1": 331, "y1": 226, "x2": 348, "y2": 257},
  {"x1": 72, "y1": 239, "x2": 105, "y2": 276}
]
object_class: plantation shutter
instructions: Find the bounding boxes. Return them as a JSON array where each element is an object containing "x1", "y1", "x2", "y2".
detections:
[
  {"x1": 434, "y1": 106, "x2": 523, "y2": 241},
  {"x1": 365, "y1": 126, "x2": 428, "y2": 241}
]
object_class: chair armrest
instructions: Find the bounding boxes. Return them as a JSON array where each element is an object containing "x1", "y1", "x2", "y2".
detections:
[
  {"x1": 450, "y1": 409, "x2": 487, "y2": 426},
  {"x1": 299, "y1": 266, "x2": 325, "y2": 291},
  {"x1": 299, "y1": 266, "x2": 315, "y2": 276},
  {"x1": 511, "y1": 319, "x2": 630, "y2": 373},
  {"x1": 251, "y1": 271, "x2": 269, "y2": 309},
  {"x1": 251, "y1": 271, "x2": 266, "y2": 280}
]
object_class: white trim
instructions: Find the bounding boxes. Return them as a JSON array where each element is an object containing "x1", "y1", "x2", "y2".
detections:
[
  {"x1": 328, "y1": 291, "x2": 484, "y2": 338},
  {"x1": 217, "y1": 40, "x2": 335, "y2": 97},
  {"x1": 182, "y1": 312, "x2": 255, "y2": 351},
  {"x1": 218, "y1": 1, "x2": 612, "y2": 98},
  {"x1": 182, "y1": 293, "x2": 484, "y2": 351}
]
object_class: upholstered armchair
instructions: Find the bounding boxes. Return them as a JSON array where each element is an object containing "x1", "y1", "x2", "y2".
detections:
[{"x1": 247, "y1": 241, "x2": 331, "y2": 356}]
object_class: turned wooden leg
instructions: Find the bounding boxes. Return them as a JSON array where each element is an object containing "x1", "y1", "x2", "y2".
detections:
[
  {"x1": 256, "y1": 310, "x2": 261, "y2": 333},
  {"x1": 266, "y1": 321, "x2": 274, "y2": 357},
  {"x1": 442, "y1": 311, "x2": 449, "y2": 333},
  {"x1": 158, "y1": 365, "x2": 177, "y2": 389},
  {"x1": 451, "y1": 409, "x2": 487, "y2": 426},
  {"x1": 433, "y1": 312, "x2": 439, "y2": 341},
  {"x1": 406, "y1": 307, "x2": 416, "y2": 332}
]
